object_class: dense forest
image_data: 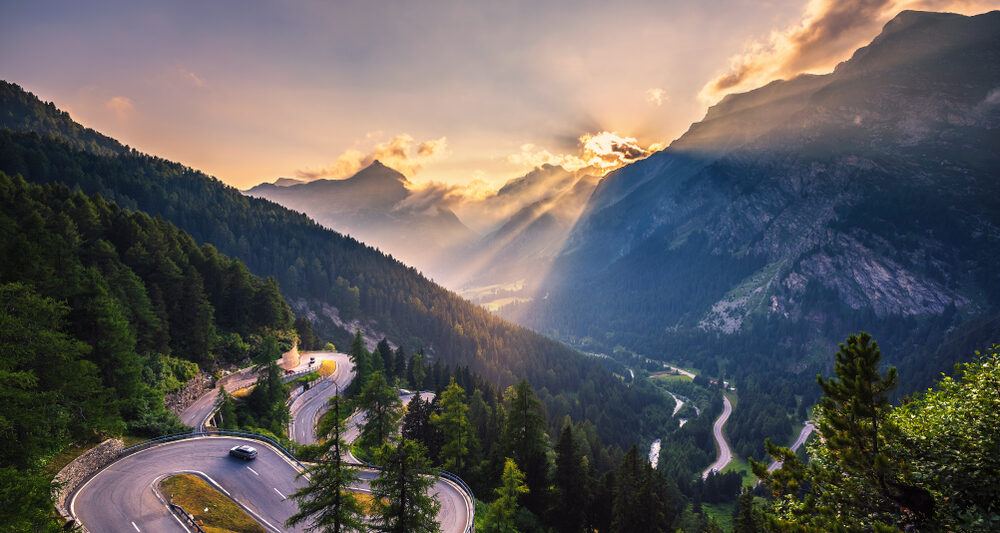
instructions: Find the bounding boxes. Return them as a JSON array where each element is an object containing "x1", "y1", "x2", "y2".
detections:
[
  {"x1": 0, "y1": 172, "x2": 297, "y2": 529},
  {"x1": 0, "y1": 80, "x2": 675, "y2": 451}
]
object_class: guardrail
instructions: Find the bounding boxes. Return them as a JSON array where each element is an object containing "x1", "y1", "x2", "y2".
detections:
[
  {"x1": 118, "y1": 429, "x2": 307, "y2": 471},
  {"x1": 169, "y1": 503, "x2": 206, "y2": 533}
]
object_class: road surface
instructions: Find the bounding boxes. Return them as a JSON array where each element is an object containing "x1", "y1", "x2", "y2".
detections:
[
  {"x1": 767, "y1": 420, "x2": 815, "y2": 472},
  {"x1": 287, "y1": 352, "x2": 355, "y2": 444},
  {"x1": 180, "y1": 366, "x2": 261, "y2": 429},
  {"x1": 76, "y1": 353, "x2": 472, "y2": 533},
  {"x1": 702, "y1": 395, "x2": 733, "y2": 479},
  {"x1": 72, "y1": 436, "x2": 309, "y2": 533}
]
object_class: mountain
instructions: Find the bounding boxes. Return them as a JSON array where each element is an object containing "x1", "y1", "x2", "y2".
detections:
[
  {"x1": 507, "y1": 10, "x2": 1000, "y2": 403},
  {"x1": 247, "y1": 159, "x2": 601, "y2": 301},
  {"x1": 0, "y1": 80, "x2": 671, "y2": 448},
  {"x1": 245, "y1": 161, "x2": 476, "y2": 279}
]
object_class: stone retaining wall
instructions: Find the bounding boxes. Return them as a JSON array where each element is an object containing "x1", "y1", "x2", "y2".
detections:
[
  {"x1": 164, "y1": 372, "x2": 212, "y2": 417},
  {"x1": 54, "y1": 438, "x2": 124, "y2": 520}
]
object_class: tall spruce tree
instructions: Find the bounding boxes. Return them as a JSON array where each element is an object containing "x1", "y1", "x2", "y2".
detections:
[
  {"x1": 370, "y1": 439, "x2": 441, "y2": 533},
  {"x1": 357, "y1": 371, "x2": 403, "y2": 453},
  {"x1": 287, "y1": 396, "x2": 366, "y2": 533},
  {"x1": 430, "y1": 378, "x2": 476, "y2": 473},
  {"x1": 482, "y1": 458, "x2": 529, "y2": 533},
  {"x1": 552, "y1": 423, "x2": 590, "y2": 533},
  {"x1": 501, "y1": 380, "x2": 550, "y2": 517}
]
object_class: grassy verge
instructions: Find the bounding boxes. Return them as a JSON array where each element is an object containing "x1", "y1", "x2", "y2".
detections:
[
  {"x1": 703, "y1": 502, "x2": 735, "y2": 531},
  {"x1": 652, "y1": 373, "x2": 693, "y2": 384},
  {"x1": 318, "y1": 359, "x2": 337, "y2": 377},
  {"x1": 159, "y1": 474, "x2": 266, "y2": 533}
]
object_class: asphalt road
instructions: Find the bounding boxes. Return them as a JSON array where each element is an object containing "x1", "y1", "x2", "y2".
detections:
[
  {"x1": 72, "y1": 436, "x2": 308, "y2": 533},
  {"x1": 767, "y1": 420, "x2": 816, "y2": 472},
  {"x1": 78, "y1": 354, "x2": 471, "y2": 533},
  {"x1": 180, "y1": 366, "x2": 261, "y2": 429},
  {"x1": 287, "y1": 351, "x2": 355, "y2": 444},
  {"x1": 702, "y1": 395, "x2": 734, "y2": 479}
]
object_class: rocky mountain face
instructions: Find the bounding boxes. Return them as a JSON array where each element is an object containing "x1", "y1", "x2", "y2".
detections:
[{"x1": 506, "y1": 10, "x2": 1000, "y2": 387}]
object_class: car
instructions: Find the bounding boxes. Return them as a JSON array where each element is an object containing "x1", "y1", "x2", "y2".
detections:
[{"x1": 229, "y1": 445, "x2": 257, "y2": 460}]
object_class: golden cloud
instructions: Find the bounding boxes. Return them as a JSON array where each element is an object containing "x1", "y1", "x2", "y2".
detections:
[
  {"x1": 105, "y1": 96, "x2": 134, "y2": 120},
  {"x1": 699, "y1": 0, "x2": 1000, "y2": 103},
  {"x1": 507, "y1": 131, "x2": 662, "y2": 176},
  {"x1": 297, "y1": 134, "x2": 449, "y2": 181},
  {"x1": 646, "y1": 88, "x2": 668, "y2": 106}
]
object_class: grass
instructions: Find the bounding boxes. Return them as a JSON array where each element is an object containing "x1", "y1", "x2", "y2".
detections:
[
  {"x1": 318, "y1": 359, "x2": 337, "y2": 377},
  {"x1": 231, "y1": 386, "x2": 253, "y2": 399},
  {"x1": 159, "y1": 474, "x2": 266, "y2": 533},
  {"x1": 703, "y1": 502, "x2": 735, "y2": 531},
  {"x1": 651, "y1": 373, "x2": 693, "y2": 384},
  {"x1": 721, "y1": 455, "x2": 759, "y2": 489}
]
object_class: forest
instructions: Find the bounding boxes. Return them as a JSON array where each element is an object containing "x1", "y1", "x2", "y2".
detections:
[{"x1": 0, "y1": 172, "x2": 296, "y2": 528}]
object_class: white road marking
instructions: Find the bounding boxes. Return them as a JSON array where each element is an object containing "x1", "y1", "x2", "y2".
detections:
[
  {"x1": 246, "y1": 466, "x2": 259, "y2": 476},
  {"x1": 274, "y1": 487, "x2": 286, "y2": 500},
  {"x1": 132, "y1": 521, "x2": 141, "y2": 532}
]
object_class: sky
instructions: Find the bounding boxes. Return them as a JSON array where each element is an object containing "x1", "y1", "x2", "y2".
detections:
[{"x1": 2, "y1": 0, "x2": 997, "y2": 191}]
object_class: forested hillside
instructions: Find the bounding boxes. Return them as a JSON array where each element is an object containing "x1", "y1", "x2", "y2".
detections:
[
  {"x1": 0, "y1": 81, "x2": 674, "y2": 449},
  {"x1": 0, "y1": 172, "x2": 298, "y2": 529}
]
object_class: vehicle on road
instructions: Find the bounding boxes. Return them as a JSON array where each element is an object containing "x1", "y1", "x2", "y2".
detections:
[{"x1": 229, "y1": 445, "x2": 258, "y2": 460}]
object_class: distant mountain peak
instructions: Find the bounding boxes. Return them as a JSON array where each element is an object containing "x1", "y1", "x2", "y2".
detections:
[{"x1": 353, "y1": 159, "x2": 409, "y2": 184}]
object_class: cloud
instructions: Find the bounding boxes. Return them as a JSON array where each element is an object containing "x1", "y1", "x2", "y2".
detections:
[
  {"x1": 105, "y1": 96, "x2": 134, "y2": 120},
  {"x1": 507, "y1": 131, "x2": 662, "y2": 176},
  {"x1": 699, "y1": 0, "x2": 1000, "y2": 102},
  {"x1": 178, "y1": 67, "x2": 206, "y2": 88},
  {"x1": 296, "y1": 134, "x2": 449, "y2": 181},
  {"x1": 646, "y1": 88, "x2": 668, "y2": 106}
]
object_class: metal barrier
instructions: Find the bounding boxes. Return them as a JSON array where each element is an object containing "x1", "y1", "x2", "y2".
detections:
[
  {"x1": 119, "y1": 429, "x2": 307, "y2": 471},
  {"x1": 169, "y1": 503, "x2": 206, "y2": 533}
]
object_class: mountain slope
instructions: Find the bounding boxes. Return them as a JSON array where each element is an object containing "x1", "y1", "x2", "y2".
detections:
[
  {"x1": 509, "y1": 10, "x2": 1000, "y2": 394},
  {"x1": 0, "y1": 81, "x2": 670, "y2": 447},
  {"x1": 245, "y1": 161, "x2": 476, "y2": 277}
]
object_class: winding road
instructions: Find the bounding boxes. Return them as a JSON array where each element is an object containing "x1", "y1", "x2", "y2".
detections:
[
  {"x1": 767, "y1": 420, "x2": 815, "y2": 472},
  {"x1": 287, "y1": 351, "x2": 355, "y2": 445},
  {"x1": 701, "y1": 395, "x2": 734, "y2": 479},
  {"x1": 71, "y1": 351, "x2": 474, "y2": 533}
]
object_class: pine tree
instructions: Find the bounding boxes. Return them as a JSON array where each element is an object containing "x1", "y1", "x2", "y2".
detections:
[
  {"x1": 349, "y1": 330, "x2": 372, "y2": 394},
  {"x1": 430, "y1": 378, "x2": 476, "y2": 473},
  {"x1": 482, "y1": 458, "x2": 529, "y2": 533},
  {"x1": 501, "y1": 380, "x2": 550, "y2": 516},
  {"x1": 287, "y1": 396, "x2": 366, "y2": 533},
  {"x1": 370, "y1": 439, "x2": 441, "y2": 533},
  {"x1": 216, "y1": 385, "x2": 238, "y2": 430},
  {"x1": 357, "y1": 371, "x2": 403, "y2": 453},
  {"x1": 816, "y1": 332, "x2": 897, "y2": 489},
  {"x1": 552, "y1": 423, "x2": 589, "y2": 533},
  {"x1": 733, "y1": 488, "x2": 762, "y2": 533}
]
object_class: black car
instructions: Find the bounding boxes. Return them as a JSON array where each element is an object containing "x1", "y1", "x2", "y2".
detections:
[{"x1": 229, "y1": 445, "x2": 258, "y2": 460}]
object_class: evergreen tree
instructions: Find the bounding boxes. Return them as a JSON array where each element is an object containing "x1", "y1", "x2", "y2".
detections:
[
  {"x1": 287, "y1": 396, "x2": 366, "y2": 533},
  {"x1": 501, "y1": 380, "x2": 550, "y2": 516},
  {"x1": 357, "y1": 371, "x2": 403, "y2": 452},
  {"x1": 370, "y1": 439, "x2": 441, "y2": 533},
  {"x1": 349, "y1": 330, "x2": 372, "y2": 395},
  {"x1": 430, "y1": 378, "x2": 476, "y2": 473},
  {"x1": 376, "y1": 338, "x2": 394, "y2": 378},
  {"x1": 482, "y1": 458, "x2": 529, "y2": 533},
  {"x1": 610, "y1": 445, "x2": 674, "y2": 533},
  {"x1": 408, "y1": 351, "x2": 426, "y2": 390},
  {"x1": 552, "y1": 423, "x2": 589, "y2": 533},
  {"x1": 216, "y1": 385, "x2": 238, "y2": 430},
  {"x1": 733, "y1": 488, "x2": 762, "y2": 533}
]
